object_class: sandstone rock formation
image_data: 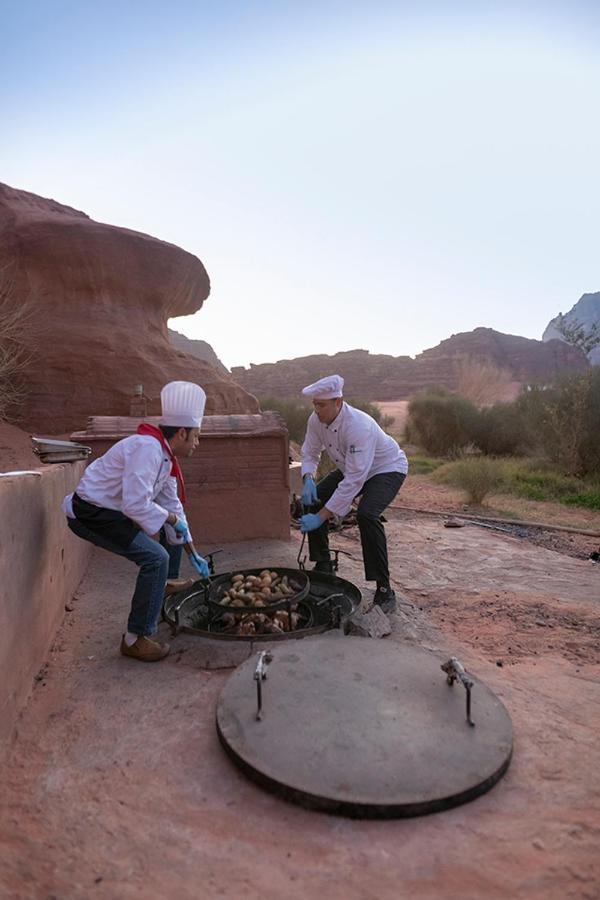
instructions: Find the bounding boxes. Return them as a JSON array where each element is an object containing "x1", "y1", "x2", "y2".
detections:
[
  {"x1": 0, "y1": 183, "x2": 258, "y2": 433},
  {"x1": 543, "y1": 292, "x2": 600, "y2": 365},
  {"x1": 168, "y1": 328, "x2": 229, "y2": 375},
  {"x1": 231, "y1": 328, "x2": 589, "y2": 401},
  {"x1": 0, "y1": 422, "x2": 38, "y2": 472}
]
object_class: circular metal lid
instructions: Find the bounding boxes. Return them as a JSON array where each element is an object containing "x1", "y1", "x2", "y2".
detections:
[{"x1": 216, "y1": 637, "x2": 513, "y2": 818}]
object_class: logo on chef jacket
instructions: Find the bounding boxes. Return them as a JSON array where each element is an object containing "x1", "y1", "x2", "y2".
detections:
[{"x1": 349, "y1": 444, "x2": 362, "y2": 454}]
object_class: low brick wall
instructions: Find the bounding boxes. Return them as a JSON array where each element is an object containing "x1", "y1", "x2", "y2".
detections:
[
  {"x1": 0, "y1": 463, "x2": 92, "y2": 749},
  {"x1": 71, "y1": 415, "x2": 292, "y2": 544}
]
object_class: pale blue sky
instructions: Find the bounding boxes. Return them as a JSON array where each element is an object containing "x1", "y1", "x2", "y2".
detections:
[{"x1": 2, "y1": 1, "x2": 599, "y2": 369}]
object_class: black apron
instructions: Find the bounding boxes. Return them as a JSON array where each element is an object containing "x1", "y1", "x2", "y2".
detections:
[{"x1": 72, "y1": 492, "x2": 141, "y2": 550}]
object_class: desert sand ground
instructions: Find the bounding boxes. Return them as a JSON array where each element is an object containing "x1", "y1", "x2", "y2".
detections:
[
  {"x1": 374, "y1": 400, "x2": 410, "y2": 436},
  {"x1": 1, "y1": 475, "x2": 599, "y2": 899}
]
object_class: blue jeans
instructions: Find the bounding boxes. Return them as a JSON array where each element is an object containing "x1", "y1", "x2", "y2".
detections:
[{"x1": 67, "y1": 518, "x2": 182, "y2": 636}]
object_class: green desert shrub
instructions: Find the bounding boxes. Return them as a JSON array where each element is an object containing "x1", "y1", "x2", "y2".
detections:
[
  {"x1": 434, "y1": 456, "x2": 504, "y2": 505},
  {"x1": 473, "y1": 402, "x2": 529, "y2": 456},
  {"x1": 406, "y1": 454, "x2": 446, "y2": 475},
  {"x1": 258, "y1": 395, "x2": 395, "y2": 445},
  {"x1": 407, "y1": 390, "x2": 480, "y2": 456},
  {"x1": 578, "y1": 369, "x2": 600, "y2": 475},
  {"x1": 500, "y1": 459, "x2": 600, "y2": 510},
  {"x1": 257, "y1": 396, "x2": 312, "y2": 444},
  {"x1": 516, "y1": 371, "x2": 600, "y2": 476}
]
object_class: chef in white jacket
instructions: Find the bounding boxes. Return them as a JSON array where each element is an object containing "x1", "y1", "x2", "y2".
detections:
[
  {"x1": 299, "y1": 375, "x2": 408, "y2": 613},
  {"x1": 62, "y1": 381, "x2": 209, "y2": 662}
]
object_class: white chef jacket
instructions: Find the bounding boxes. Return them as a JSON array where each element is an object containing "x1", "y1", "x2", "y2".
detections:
[
  {"x1": 301, "y1": 402, "x2": 408, "y2": 518},
  {"x1": 61, "y1": 434, "x2": 187, "y2": 541}
]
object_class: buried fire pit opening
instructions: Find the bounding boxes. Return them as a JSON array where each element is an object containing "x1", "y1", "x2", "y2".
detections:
[
  {"x1": 163, "y1": 567, "x2": 513, "y2": 819},
  {"x1": 162, "y1": 568, "x2": 362, "y2": 641}
]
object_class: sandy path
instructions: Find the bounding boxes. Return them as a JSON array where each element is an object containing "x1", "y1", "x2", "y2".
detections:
[{"x1": 1, "y1": 522, "x2": 599, "y2": 899}]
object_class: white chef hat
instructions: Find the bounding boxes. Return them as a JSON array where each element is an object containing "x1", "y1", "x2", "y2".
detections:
[
  {"x1": 160, "y1": 381, "x2": 206, "y2": 428},
  {"x1": 301, "y1": 374, "x2": 344, "y2": 400}
]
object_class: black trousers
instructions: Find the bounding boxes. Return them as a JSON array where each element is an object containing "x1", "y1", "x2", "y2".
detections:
[{"x1": 308, "y1": 469, "x2": 406, "y2": 584}]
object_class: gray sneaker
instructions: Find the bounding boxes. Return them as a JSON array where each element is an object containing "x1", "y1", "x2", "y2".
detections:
[{"x1": 373, "y1": 586, "x2": 396, "y2": 614}]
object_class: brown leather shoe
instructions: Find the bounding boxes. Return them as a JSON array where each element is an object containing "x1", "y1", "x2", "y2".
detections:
[
  {"x1": 120, "y1": 635, "x2": 170, "y2": 662},
  {"x1": 164, "y1": 578, "x2": 195, "y2": 598}
]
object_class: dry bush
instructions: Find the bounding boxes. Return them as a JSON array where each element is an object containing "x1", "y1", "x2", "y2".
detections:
[
  {"x1": 454, "y1": 356, "x2": 514, "y2": 407},
  {"x1": 0, "y1": 265, "x2": 36, "y2": 421},
  {"x1": 434, "y1": 456, "x2": 504, "y2": 505},
  {"x1": 407, "y1": 391, "x2": 479, "y2": 456}
]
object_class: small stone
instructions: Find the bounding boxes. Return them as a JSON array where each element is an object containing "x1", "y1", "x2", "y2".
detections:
[
  {"x1": 65, "y1": 604, "x2": 74, "y2": 612},
  {"x1": 347, "y1": 606, "x2": 391, "y2": 638},
  {"x1": 532, "y1": 839, "x2": 545, "y2": 851},
  {"x1": 496, "y1": 660, "x2": 503, "y2": 667}
]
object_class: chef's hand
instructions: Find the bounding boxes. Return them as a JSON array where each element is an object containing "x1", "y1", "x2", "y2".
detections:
[
  {"x1": 300, "y1": 512, "x2": 323, "y2": 533},
  {"x1": 173, "y1": 517, "x2": 191, "y2": 542},
  {"x1": 301, "y1": 475, "x2": 318, "y2": 507},
  {"x1": 189, "y1": 551, "x2": 210, "y2": 580}
]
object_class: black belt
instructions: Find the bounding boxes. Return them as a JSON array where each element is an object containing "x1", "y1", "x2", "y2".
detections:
[{"x1": 72, "y1": 492, "x2": 141, "y2": 550}]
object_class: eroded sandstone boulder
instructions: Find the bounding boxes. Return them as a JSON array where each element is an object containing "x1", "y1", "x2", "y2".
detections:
[{"x1": 0, "y1": 183, "x2": 258, "y2": 433}]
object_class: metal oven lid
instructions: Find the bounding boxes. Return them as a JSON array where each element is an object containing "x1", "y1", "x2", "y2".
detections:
[{"x1": 216, "y1": 637, "x2": 513, "y2": 818}]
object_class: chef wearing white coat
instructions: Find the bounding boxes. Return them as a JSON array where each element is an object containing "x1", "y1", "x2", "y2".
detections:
[
  {"x1": 299, "y1": 375, "x2": 408, "y2": 613},
  {"x1": 62, "y1": 381, "x2": 210, "y2": 662}
]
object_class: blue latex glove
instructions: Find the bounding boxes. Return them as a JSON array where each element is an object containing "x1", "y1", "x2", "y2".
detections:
[
  {"x1": 300, "y1": 512, "x2": 323, "y2": 533},
  {"x1": 189, "y1": 551, "x2": 210, "y2": 580},
  {"x1": 301, "y1": 475, "x2": 318, "y2": 507},
  {"x1": 173, "y1": 517, "x2": 191, "y2": 543}
]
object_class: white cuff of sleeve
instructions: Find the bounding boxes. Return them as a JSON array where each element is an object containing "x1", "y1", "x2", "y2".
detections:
[{"x1": 163, "y1": 522, "x2": 191, "y2": 545}]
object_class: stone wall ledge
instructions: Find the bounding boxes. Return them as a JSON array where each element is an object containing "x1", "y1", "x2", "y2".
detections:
[{"x1": 0, "y1": 462, "x2": 92, "y2": 751}]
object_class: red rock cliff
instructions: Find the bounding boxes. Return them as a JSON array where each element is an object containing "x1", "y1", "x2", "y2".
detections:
[{"x1": 0, "y1": 183, "x2": 258, "y2": 433}]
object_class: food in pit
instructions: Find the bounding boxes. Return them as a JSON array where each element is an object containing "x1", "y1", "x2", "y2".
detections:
[
  {"x1": 218, "y1": 609, "x2": 302, "y2": 635},
  {"x1": 217, "y1": 570, "x2": 303, "y2": 608}
]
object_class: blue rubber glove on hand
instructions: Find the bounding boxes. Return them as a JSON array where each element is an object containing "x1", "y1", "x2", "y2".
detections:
[
  {"x1": 300, "y1": 512, "x2": 323, "y2": 533},
  {"x1": 301, "y1": 475, "x2": 318, "y2": 507},
  {"x1": 189, "y1": 551, "x2": 210, "y2": 580},
  {"x1": 173, "y1": 517, "x2": 191, "y2": 543}
]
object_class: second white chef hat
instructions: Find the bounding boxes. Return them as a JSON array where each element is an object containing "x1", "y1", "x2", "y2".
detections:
[
  {"x1": 160, "y1": 381, "x2": 206, "y2": 428},
  {"x1": 301, "y1": 374, "x2": 344, "y2": 400}
]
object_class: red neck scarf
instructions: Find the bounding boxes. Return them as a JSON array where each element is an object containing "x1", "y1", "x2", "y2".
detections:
[{"x1": 137, "y1": 423, "x2": 186, "y2": 505}]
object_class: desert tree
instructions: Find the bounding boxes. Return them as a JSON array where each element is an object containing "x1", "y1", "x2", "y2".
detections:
[
  {"x1": 453, "y1": 356, "x2": 514, "y2": 407},
  {"x1": 0, "y1": 262, "x2": 36, "y2": 422},
  {"x1": 555, "y1": 313, "x2": 600, "y2": 357}
]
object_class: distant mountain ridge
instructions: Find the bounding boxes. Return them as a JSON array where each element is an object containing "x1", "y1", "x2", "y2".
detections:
[
  {"x1": 231, "y1": 327, "x2": 589, "y2": 401},
  {"x1": 168, "y1": 328, "x2": 229, "y2": 375},
  {"x1": 543, "y1": 292, "x2": 600, "y2": 365}
]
